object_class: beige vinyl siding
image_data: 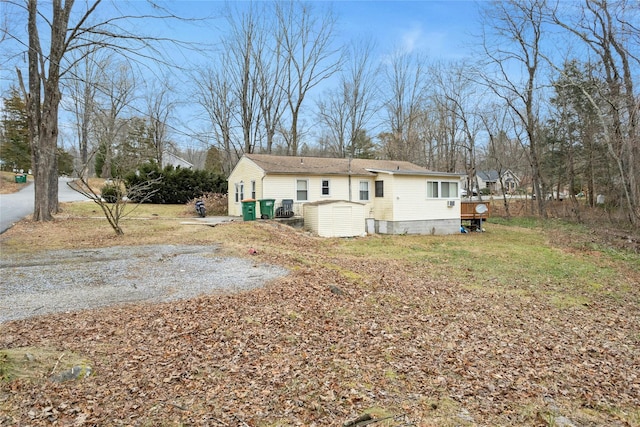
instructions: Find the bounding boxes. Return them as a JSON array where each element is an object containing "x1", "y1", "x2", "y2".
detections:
[
  {"x1": 391, "y1": 176, "x2": 461, "y2": 221},
  {"x1": 304, "y1": 201, "x2": 366, "y2": 237},
  {"x1": 305, "y1": 202, "x2": 319, "y2": 231},
  {"x1": 331, "y1": 206, "x2": 356, "y2": 237},
  {"x1": 371, "y1": 174, "x2": 395, "y2": 220},
  {"x1": 228, "y1": 154, "x2": 461, "y2": 224},
  {"x1": 227, "y1": 158, "x2": 265, "y2": 216},
  {"x1": 263, "y1": 174, "x2": 372, "y2": 216}
]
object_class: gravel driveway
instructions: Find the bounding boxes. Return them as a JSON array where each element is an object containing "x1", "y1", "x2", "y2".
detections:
[{"x1": 0, "y1": 245, "x2": 288, "y2": 323}]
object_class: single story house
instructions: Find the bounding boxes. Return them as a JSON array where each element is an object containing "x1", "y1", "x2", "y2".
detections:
[
  {"x1": 227, "y1": 153, "x2": 463, "y2": 235},
  {"x1": 465, "y1": 170, "x2": 520, "y2": 195}
]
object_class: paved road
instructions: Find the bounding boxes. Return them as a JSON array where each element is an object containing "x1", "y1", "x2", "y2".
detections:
[{"x1": 0, "y1": 177, "x2": 89, "y2": 234}]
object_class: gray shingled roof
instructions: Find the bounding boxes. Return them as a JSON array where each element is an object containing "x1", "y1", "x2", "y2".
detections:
[
  {"x1": 244, "y1": 153, "x2": 458, "y2": 177},
  {"x1": 478, "y1": 170, "x2": 500, "y2": 181}
]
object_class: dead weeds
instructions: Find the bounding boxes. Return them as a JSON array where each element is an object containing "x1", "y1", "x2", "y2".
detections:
[{"x1": 1, "y1": 210, "x2": 639, "y2": 426}]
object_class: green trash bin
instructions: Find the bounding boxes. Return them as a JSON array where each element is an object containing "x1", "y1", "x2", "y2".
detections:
[
  {"x1": 258, "y1": 199, "x2": 275, "y2": 219},
  {"x1": 14, "y1": 174, "x2": 27, "y2": 183},
  {"x1": 241, "y1": 199, "x2": 256, "y2": 221}
]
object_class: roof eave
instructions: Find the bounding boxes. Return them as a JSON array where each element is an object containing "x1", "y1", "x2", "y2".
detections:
[{"x1": 367, "y1": 168, "x2": 465, "y2": 177}]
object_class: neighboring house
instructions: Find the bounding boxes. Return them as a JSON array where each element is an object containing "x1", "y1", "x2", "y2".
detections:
[
  {"x1": 474, "y1": 170, "x2": 520, "y2": 194},
  {"x1": 161, "y1": 151, "x2": 193, "y2": 169},
  {"x1": 228, "y1": 153, "x2": 463, "y2": 235}
]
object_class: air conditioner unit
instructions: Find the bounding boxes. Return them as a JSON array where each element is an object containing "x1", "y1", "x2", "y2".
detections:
[{"x1": 447, "y1": 200, "x2": 456, "y2": 207}]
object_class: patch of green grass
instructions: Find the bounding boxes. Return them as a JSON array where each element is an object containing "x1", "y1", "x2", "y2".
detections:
[
  {"x1": 0, "y1": 353, "x2": 11, "y2": 381},
  {"x1": 489, "y1": 216, "x2": 545, "y2": 229},
  {"x1": 550, "y1": 293, "x2": 591, "y2": 309},
  {"x1": 319, "y1": 262, "x2": 367, "y2": 286},
  {"x1": 336, "y1": 222, "x2": 637, "y2": 309},
  {"x1": 0, "y1": 347, "x2": 92, "y2": 382}
]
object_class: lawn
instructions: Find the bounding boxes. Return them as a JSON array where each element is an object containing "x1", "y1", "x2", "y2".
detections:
[{"x1": 1, "y1": 203, "x2": 639, "y2": 426}]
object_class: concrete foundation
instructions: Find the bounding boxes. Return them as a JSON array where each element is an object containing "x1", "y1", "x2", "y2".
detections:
[{"x1": 375, "y1": 219, "x2": 460, "y2": 235}]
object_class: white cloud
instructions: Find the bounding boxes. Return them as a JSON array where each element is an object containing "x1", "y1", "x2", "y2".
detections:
[
  {"x1": 400, "y1": 24, "x2": 449, "y2": 57},
  {"x1": 401, "y1": 25, "x2": 424, "y2": 53}
]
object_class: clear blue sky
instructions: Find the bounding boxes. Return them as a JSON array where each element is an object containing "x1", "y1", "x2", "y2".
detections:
[
  {"x1": 161, "y1": 1, "x2": 482, "y2": 60},
  {"x1": 331, "y1": 1, "x2": 480, "y2": 58},
  {"x1": 123, "y1": 0, "x2": 485, "y2": 147},
  {"x1": 1, "y1": 1, "x2": 484, "y2": 149}
]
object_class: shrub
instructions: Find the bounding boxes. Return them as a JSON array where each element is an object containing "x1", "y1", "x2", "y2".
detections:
[
  {"x1": 100, "y1": 183, "x2": 123, "y2": 203},
  {"x1": 125, "y1": 163, "x2": 227, "y2": 204}
]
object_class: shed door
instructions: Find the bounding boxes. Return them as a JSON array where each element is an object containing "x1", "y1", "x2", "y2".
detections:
[{"x1": 331, "y1": 206, "x2": 353, "y2": 237}]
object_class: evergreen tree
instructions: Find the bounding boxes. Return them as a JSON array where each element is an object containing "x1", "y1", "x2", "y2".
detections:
[{"x1": 0, "y1": 88, "x2": 30, "y2": 172}]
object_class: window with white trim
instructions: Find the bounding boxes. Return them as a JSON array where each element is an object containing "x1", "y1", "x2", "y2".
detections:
[
  {"x1": 296, "y1": 179, "x2": 308, "y2": 201},
  {"x1": 441, "y1": 182, "x2": 458, "y2": 198},
  {"x1": 426, "y1": 181, "x2": 439, "y2": 198},
  {"x1": 235, "y1": 182, "x2": 244, "y2": 202},
  {"x1": 359, "y1": 181, "x2": 370, "y2": 201},
  {"x1": 321, "y1": 179, "x2": 330, "y2": 196},
  {"x1": 251, "y1": 180, "x2": 256, "y2": 199}
]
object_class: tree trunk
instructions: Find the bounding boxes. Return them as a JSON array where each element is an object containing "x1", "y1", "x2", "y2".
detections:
[
  {"x1": 35, "y1": 83, "x2": 61, "y2": 220},
  {"x1": 25, "y1": 0, "x2": 72, "y2": 221}
]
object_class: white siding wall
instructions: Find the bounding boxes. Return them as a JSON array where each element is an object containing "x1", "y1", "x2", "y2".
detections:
[
  {"x1": 305, "y1": 203, "x2": 319, "y2": 232},
  {"x1": 227, "y1": 158, "x2": 265, "y2": 216},
  {"x1": 263, "y1": 175, "x2": 373, "y2": 216},
  {"x1": 391, "y1": 176, "x2": 461, "y2": 221},
  {"x1": 371, "y1": 175, "x2": 395, "y2": 220},
  {"x1": 227, "y1": 159, "x2": 461, "y2": 225},
  {"x1": 305, "y1": 202, "x2": 366, "y2": 237}
]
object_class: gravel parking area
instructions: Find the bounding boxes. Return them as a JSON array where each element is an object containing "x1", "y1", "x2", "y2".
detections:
[{"x1": 0, "y1": 244, "x2": 289, "y2": 323}]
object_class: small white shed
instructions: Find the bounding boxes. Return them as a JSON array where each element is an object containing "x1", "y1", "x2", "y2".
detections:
[{"x1": 304, "y1": 200, "x2": 366, "y2": 238}]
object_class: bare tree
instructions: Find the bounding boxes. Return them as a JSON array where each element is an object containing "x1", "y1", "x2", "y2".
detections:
[
  {"x1": 316, "y1": 88, "x2": 349, "y2": 157},
  {"x1": 479, "y1": 0, "x2": 548, "y2": 217},
  {"x1": 551, "y1": 0, "x2": 639, "y2": 224},
  {"x1": 222, "y1": 3, "x2": 262, "y2": 155},
  {"x1": 64, "y1": 47, "x2": 107, "y2": 179},
  {"x1": 68, "y1": 164, "x2": 161, "y2": 235},
  {"x1": 10, "y1": 0, "x2": 185, "y2": 221},
  {"x1": 15, "y1": 0, "x2": 72, "y2": 221},
  {"x1": 316, "y1": 38, "x2": 379, "y2": 158},
  {"x1": 253, "y1": 7, "x2": 287, "y2": 154},
  {"x1": 480, "y1": 104, "x2": 529, "y2": 216},
  {"x1": 381, "y1": 49, "x2": 429, "y2": 162},
  {"x1": 145, "y1": 79, "x2": 175, "y2": 166},
  {"x1": 93, "y1": 60, "x2": 136, "y2": 179},
  {"x1": 276, "y1": 1, "x2": 342, "y2": 156},
  {"x1": 430, "y1": 60, "x2": 484, "y2": 178},
  {"x1": 193, "y1": 67, "x2": 237, "y2": 176}
]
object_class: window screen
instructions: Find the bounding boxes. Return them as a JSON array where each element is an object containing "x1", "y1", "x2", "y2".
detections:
[
  {"x1": 426, "y1": 181, "x2": 439, "y2": 198},
  {"x1": 441, "y1": 182, "x2": 458, "y2": 198},
  {"x1": 359, "y1": 181, "x2": 369, "y2": 201}
]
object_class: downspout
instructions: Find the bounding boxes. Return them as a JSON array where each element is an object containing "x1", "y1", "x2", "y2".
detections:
[{"x1": 348, "y1": 157, "x2": 352, "y2": 202}]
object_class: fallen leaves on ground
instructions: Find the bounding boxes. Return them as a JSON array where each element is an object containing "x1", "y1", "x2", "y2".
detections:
[{"x1": 1, "y1": 222, "x2": 639, "y2": 426}]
